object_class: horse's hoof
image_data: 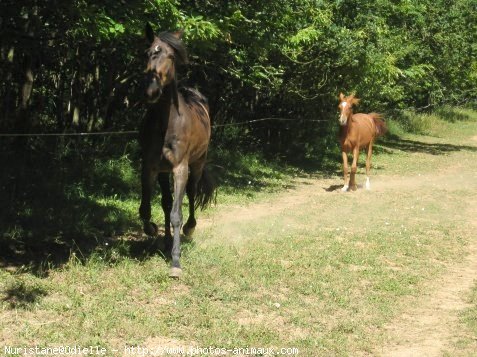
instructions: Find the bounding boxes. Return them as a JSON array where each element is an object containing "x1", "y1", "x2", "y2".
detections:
[
  {"x1": 144, "y1": 222, "x2": 158, "y2": 236},
  {"x1": 350, "y1": 185, "x2": 357, "y2": 191},
  {"x1": 183, "y1": 224, "x2": 195, "y2": 238},
  {"x1": 169, "y1": 267, "x2": 182, "y2": 279},
  {"x1": 341, "y1": 185, "x2": 349, "y2": 192},
  {"x1": 183, "y1": 218, "x2": 196, "y2": 238}
]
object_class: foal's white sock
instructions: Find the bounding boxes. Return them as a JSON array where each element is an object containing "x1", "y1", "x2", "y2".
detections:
[{"x1": 365, "y1": 177, "x2": 370, "y2": 190}]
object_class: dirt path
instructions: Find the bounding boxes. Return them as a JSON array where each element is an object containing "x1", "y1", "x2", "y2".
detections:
[
  {"x1": 376, "y1": 152, "x2": 477, "y2": 356},
  {"x1": 378, "y1": 244, "x2": 477, "y2": 356},
  {"x1": 198, "y1": 140, "x2": 477, "y2": 356},
  {"x1": 376, "y1": 173, "x2": 477, "y2": 357}
]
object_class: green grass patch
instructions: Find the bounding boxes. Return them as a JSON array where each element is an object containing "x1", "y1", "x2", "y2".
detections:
[{"x1": 448, "y1": 284, "x2": 477, "y2": 355}]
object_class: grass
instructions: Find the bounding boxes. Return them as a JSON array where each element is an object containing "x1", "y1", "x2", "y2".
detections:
[
  {"x1": 1, "y1": 106, "x2": 477, "y2": 355},
  {"x1": 451, "y1": 285, "x2": 477, "y2": 355},
  {"x1": 389, "y1": 106, "x2": 477, "y2": 137},
  {"x1": 0, "y1": 183, "x2": 471, "y2": 354}
]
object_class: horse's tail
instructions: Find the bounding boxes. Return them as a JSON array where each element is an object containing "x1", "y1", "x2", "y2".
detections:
[
  {"x1": 195, "y1": 165, "x2": 217, "y2": 211},
  {"x1": 369, "y1": 113, "x2": 387, "y2": 137}
]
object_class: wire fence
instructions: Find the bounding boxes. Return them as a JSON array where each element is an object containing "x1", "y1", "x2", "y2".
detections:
[
  {"x1": 0, "y1": 130, "x2": 139, "y2": 138},
  {"x1": 1, "y1": 96, "x2": 474, "y2": 138},
  {"x1": 0, "y1": 117, "x2": 331, "y2": 138}
]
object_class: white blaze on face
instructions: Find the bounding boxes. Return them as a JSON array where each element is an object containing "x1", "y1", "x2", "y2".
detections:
[{"x1": 339, "y1": 101, "x2": 348, "y2": 125}]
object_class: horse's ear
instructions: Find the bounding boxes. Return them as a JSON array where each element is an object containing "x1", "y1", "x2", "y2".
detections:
[
  {"x1": 339, "y1": 92, "x2": 345, "y2": 101},
  {"x1": 171, "y1": 30, "x2": 184, "y2": 40},
  {"x1": 145, "y1": 23, "x2": 155, "y2": 43},
  {"x1": 352, "y1": 97, "x2": 360, "y2": 105}
]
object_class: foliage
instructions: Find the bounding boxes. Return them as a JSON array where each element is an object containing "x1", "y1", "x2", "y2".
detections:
[{"x1": 1, "y1": 0, "x2": 476, "y2": 135}]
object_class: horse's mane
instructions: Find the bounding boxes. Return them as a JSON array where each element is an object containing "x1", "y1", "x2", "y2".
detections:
[
  {"x1": 179, "y1": 87, "x2": 208, "y2": 108},
  {"x1": 158, "y1": 31, "x2": 188, "y2": 64}
]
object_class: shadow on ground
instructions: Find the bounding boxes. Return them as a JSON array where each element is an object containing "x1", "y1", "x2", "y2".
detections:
[
  {"x1": 0, "y1": 137, "x2": 153, "y2": 276},
  {"x1": 2, "y1": 279, "x2": 48, "y2": 309},
  {"x1": 381, "y1": 137, "x2": 477, "y2": 155}
]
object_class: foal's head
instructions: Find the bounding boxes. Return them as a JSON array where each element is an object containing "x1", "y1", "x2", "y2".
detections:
[
  {"x1": 338, "y1": 93, "x2": 360, "y2": 126},
  {"x1": 144, "y1": 23, "x2": 188, "y2": 103}
]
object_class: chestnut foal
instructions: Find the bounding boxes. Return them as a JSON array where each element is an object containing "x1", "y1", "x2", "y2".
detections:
[{"x1": 338, "y1": 93, "x2": 387, "y2": 191}]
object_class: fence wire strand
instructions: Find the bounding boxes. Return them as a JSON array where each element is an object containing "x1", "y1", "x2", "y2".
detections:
[
  {"x1": 0, "y1": 117, "x2": 331, "y2": 138},
  {"x1": 2, "y1": 95, "x2": 474, "y2": 138}
]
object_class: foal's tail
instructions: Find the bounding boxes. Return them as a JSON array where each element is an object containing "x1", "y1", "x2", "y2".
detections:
[
  {"x1": 195, "y1": 165, "x2": 217, "y2": 210},
  {"x1": 369, "y1": 113, "x2": 388, "y2": 137}
]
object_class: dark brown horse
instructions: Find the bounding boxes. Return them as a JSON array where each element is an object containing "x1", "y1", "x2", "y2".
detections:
[
  {"x1": 139, "y1": 24, "x2": 215, "y2": 277},
  {"x1": 338, "y1": 93, "x2": 387, "y2": 191}
]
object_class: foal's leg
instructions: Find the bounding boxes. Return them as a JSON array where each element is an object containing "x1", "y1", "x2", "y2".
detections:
[
  {"x1": 139, "y1": 164, "x2": 158, "y2": 236},
  {"x1": 341, "y1": 151, "x2": 349, "y2": 192},
  {"x1": 365, "y1": 142, "x2": 373, "y2": 190},
  {"x1": 349, "y1": 146, "x2": 359, "y2": 191},
  {"x1": 158, "y1": 173, "x2": 173, "y2": 249},
  {"x1": 169, "y1": 162, "x2": 189, "y2": 278}
]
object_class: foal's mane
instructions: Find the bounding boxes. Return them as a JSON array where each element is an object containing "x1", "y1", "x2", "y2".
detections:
[
  {"x1": 158, "y1": 31, "x2": 189, "y2": 64},
  {"x1": 349, "y1": 95, "x2": 360, "y2": 106},
  {"x1": 340, "y1": 92, "x2": 360, "y2": 107}
]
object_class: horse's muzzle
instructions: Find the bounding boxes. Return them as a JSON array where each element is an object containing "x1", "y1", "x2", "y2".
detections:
[{"x1": 145, "y1": 73, "x2": 162, "y2": 103}]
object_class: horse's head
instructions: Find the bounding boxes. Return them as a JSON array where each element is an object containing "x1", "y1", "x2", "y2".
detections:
[
  {"x1": 338, "y1": 92, "x2": 360, "y2": 126},
  {"x1": 144, "y1": 23, "x2": 188, "y2": 103}
]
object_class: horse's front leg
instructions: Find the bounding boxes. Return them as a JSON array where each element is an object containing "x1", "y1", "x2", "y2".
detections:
[
  {"x1": 139, "y1": 164, "x2": 159, "y2": 236},
  {"x1": 169, "y1": 161, "x2": 189, "y2": 278},
  {"x1": 158, "y1": 173, "x2": 173, "y2": 249},
  {"x1": 349, "y1": 146, "x2": 360, "y2": 191},
  {"x1": 341, "y1": 151, "x2": 349, "y2": 192}
]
